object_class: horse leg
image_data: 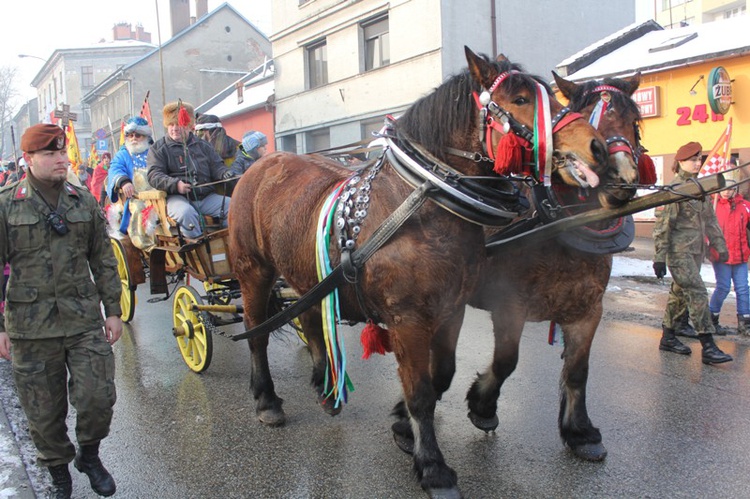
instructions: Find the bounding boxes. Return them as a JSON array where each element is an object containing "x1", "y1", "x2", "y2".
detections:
[
  {"x1": 466, "y1": 307, "x2": 524, "y2": 432},
  {"x1": 297, "y1": 309, "x2": 342, "y2": 417},
  {"x1": 238, "y1": 268, "x2": 287, "y2": 427},
  {"x1": 558, "y1": 311, "x2": 606, "y2": 461},
  {"x1": 392, "y1": 324, "x2": 460, "y2": 498},
  {"x1": 391, "y1": 311, "x2": 465, "y2": 455}
]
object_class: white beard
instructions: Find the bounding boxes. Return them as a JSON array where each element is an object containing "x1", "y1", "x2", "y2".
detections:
[{"x1": 126, "y1": 140, "x2": 150, "y2": 155}]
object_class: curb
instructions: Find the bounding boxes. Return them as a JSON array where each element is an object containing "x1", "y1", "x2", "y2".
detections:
[{"x1": 0, "y1": 395, "x2": 36, "y2": 498}]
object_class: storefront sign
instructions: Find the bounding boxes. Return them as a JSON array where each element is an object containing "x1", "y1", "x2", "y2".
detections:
[
  {"x1": 633, "y1": 86, "x2": 660, "y2": 118},
  {"x1": 708, "y1": 66, "x2": 732, "y2": 114}
]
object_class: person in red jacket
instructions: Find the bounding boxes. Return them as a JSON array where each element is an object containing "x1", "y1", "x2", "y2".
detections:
[
  {"x1": 709, "y1": 168, "x2": 750, "y2": 336},
  {"x1": 90, "y1": 152, "x2": 111, "y2": 206}
]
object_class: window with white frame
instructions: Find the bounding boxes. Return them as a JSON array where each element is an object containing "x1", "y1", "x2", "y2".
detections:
[
  {"x1": 306, "y1": 39, "x2": 328, "y2": 89},
  {"x1": 363, "y1": 15, "x2": 389, "y2": 71}
]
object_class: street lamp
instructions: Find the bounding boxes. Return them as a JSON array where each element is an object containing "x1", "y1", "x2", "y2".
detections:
[{"x1": 17, "y1": 54, "x2": 46, "y2": 62}]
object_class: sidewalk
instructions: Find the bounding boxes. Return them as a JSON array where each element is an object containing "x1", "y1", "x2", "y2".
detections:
[{"x1": 0, "y1": 361, "x2": 36, "y2": 498}]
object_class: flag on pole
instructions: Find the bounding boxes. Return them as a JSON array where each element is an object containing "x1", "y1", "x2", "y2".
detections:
[
  {"x1": 699, "y1": 118, "x2": 733, "y2": 177},
  {"x1": 139, "y1": 91, "x2": 153, "y2": 127},
  {"x1": 119, "y1": 120, "x2": 126, "y2": 147},
  {"x1": 65, "y1": 120, "x2": 82, "y2": 175},
  {"x1": 90, "y1": 141, "x2": 100, "y2": 167}
]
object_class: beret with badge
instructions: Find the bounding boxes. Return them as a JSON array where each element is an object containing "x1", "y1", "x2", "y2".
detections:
[
  {"x1": 675, "y1": 141, "x2": 703, "y2": 161},
  {"x1": 21, "y1": 124, "x2": 67, "y2": 153}
]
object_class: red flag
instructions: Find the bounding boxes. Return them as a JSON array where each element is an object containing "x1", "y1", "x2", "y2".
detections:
[
  {"x1": 699, "y1": 118, "x2": 733, "y2": 177},
  {"x1": 139, "y1": 91, "x2": 153, "y2": 127}
]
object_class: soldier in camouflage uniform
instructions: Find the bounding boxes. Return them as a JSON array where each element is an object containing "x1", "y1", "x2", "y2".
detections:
[
  {"x1": 0, "y1": 124, "x2": 123, "y2": 499},
  {"x1": 652, "y1": 141, "x2": 732, "y2": 365}
]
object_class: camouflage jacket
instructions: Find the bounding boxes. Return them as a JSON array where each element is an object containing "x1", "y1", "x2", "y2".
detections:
[
  {"x1": 653, "y1": 169, "x2": 727, "y2": 263},
  {"x1": 0, "y1": 178, "x2": 122, "y2": 339}
]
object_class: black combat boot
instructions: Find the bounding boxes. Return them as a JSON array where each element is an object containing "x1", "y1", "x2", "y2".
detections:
[
  {"x1": 711, "y1": 312, "x2": 731, "y2": 336},
  {"x1": 699, "y1": 333, "x2": 733, "y2": 365},
  {"x1": 47, "y1": 464, "x2": 72, "y2": 499},
  {"x1": 674, "y1": 311, "x2": 698, "y2": 338},
  {"x1": 737, "y1": 314, "x2": 750, "y2": 336},
  {"x1": 74, "y1": 443, "x2": 116, "y2": 497},
  {"x1": 659, "y1": 326, "x2": 691, "y2": 355}
]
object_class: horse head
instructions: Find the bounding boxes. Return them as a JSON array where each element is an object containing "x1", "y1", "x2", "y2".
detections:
[
  {"x1": 553, "y1": 71, "x2": 643, "y2": 209},
  {"x1": 465, "y1": 47, "x2": 609, "y2": 189}
]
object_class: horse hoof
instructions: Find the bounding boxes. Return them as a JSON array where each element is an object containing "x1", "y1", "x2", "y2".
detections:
[
  {"x1": 571, "y1": 442, "x2": 607, "y2": 461},
  {"x1": 257, "y1": 409, "x2": 286, "y2": 427},
  {"x1": 467, "y1": 411, "x2": 499, "y2": 432},
  {"x1": 391, "y1": 421, "x2": 414, "y2": 455},
  {"x1": 318, "y1": 394, "x2": 343, "y2": 416},
  {"x1": 425, "y1": 486, "x2": 463, "y2": 499}
]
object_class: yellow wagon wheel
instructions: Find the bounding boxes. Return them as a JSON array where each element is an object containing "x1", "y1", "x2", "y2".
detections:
[
  {"x1": 110, "y1": 238, "x2": 136, "y2": 323},
  {"x1": 173, "y1": 285, "x2": 213, "y2": 373}
]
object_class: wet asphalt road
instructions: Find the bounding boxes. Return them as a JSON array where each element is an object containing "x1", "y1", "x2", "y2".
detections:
[{"x1": 31, "y1": 275, "x2": 750, "y2": 498}]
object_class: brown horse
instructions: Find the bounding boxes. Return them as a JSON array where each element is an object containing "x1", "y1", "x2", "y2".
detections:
[
  {"x1": 464, "y1": 72, "x2": 643, "y2": 461},
  {"x1": 228, "y1": 47, "x2": 608, "y2": 497}
]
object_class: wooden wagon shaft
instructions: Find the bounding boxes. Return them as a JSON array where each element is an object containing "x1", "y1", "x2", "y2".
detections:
[{"x1": 486, "y1": 173, "x2": 726, "y2": 252}]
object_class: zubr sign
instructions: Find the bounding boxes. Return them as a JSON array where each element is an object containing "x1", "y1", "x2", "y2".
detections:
[{"x1": 708, "y1": 66, "x2": 732, "y2": 115}]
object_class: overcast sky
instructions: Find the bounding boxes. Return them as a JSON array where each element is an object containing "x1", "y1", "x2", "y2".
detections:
[{"x1": 2, "y1": 1, "x2": 272, "y2": 106}]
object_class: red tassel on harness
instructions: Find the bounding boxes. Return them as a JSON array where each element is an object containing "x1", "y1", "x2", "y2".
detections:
[
  {"x1": 493, "y1": 133, "x2": 525, "y2": 175},
  {"x1": 178, "y1": 105, "x2": 192, "y2": 127},
  {"x1": 360, "y1": 320, "x2": 391, "y2": 359},
  {"x1": 638, "y1": 153, "x2": 657, "y2": 185}
]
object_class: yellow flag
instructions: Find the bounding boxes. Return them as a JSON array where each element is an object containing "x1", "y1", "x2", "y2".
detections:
[
  {"x1": 119, "y1": 120, "x2": 126, "y2": 147},
  {"x1": 66, "y1": 120, "x2": 81, "y2": 174},
  {"x1": 90, "y1": 141, "x2": 99, "y2": 168}
]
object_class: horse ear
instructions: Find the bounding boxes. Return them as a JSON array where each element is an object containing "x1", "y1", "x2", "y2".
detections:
[
  {"x1": 552, "y1": 71, "x2": 579, "y2": 100},
  {"x1": 465, "y1": 46, "x2": 494, "y2": 89},
  {"x1": 496, "y1": 53, "x2": 508, "y2": 63},
  {"x1": 623, "y1": 72, "x2": 641, "y2": 96}
]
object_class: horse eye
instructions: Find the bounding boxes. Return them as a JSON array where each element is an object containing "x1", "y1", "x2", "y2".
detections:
[{"x1": 512, "y1": 97, "x2": 529, "y2": 106}]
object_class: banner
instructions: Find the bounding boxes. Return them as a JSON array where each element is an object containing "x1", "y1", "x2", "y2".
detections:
[
  {"x1": 66, "y1": 120, "x2": 82, "y2": 174},
  {"x1": 90, "y1": 141, "x2": 100, "y2": 167},
  {"x1": 699, "y1": 118, "x2": 733, "y2": 177},
  {"x1": 140, "y1": 91, "x2": 153, "y2": 127}
]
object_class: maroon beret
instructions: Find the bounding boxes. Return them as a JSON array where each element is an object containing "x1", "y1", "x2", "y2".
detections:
[
  {"x1": 21, "y1": 124, "x2": 67, "y2": 153},
  {"x1": 675, "y1": 141, "x2": 702, "y2": 161}
]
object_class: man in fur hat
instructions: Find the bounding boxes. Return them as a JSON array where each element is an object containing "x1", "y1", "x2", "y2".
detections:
[{"x1": 146, "y1": 102, "x2": 235, "y2": 238}]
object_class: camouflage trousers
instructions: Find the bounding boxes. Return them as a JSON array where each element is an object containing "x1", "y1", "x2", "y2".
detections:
[
  {"x1": 11, "y1": 328, "x2": 116, "y2": 467},
  {"x1": 663, "y1": 253, "x2": 715, "y2": 335}
]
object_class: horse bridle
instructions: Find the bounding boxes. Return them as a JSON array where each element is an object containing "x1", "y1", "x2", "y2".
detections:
[
  {"x1": 581, "y1": 84, "x2": 642, "y2": 165},
  {"x1": 449, "y1": 70, "x2": 583, "y2": 186}
]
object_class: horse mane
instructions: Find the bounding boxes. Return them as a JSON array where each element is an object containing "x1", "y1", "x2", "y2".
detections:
[
  {"x1": 566, "y1": 78, "x2": 642, "y2": 121},
  {"x1": 396, "y1": 55, "x2": 551, "y2": 161}
]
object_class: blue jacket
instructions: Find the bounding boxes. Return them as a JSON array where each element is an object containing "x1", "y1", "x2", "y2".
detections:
[{"x1": 107, "y1": 146, "x2": 149, "y2": 203}]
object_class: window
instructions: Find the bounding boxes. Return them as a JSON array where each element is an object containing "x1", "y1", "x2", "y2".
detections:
[
  {"x1": 81, "y1": 66, "x2": 94, "y2": 89},
  {"x1": 306, "y1": 40, "x2": 328, "y2": 89},
  {"x1": 280, "y1": 135, "x2": 297, "y2": 153},
  {"x1": 81, "y1": 104, "x2": 91, "y2": 125},
  {"x1": 363, "y1": 16, "x2": 389, "y2": 71},
  {"x1": 306, "y1": 128, "x2": 329, "y2": 153}
]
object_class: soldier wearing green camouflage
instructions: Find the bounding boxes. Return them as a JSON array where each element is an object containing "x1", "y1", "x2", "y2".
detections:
[
  {"x1": 0, "y1": 124, "x2": 122, "y2": 499},
  {"x1": 652, "y1": 140, "x2": 732, "y2": 365}
]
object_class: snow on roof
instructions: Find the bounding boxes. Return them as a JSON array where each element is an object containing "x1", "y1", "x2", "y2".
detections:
[
  {"x1": 560, "y1": 15, "x2": 750, "y2": 80},
  {"x1": 203, "y1": 78, "x2": 274, "y2": 119}
]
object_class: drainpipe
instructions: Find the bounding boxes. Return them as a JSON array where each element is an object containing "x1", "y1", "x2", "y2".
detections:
[{"x1": 491, "y1": 0, "x2": 498, "y2": 58}]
